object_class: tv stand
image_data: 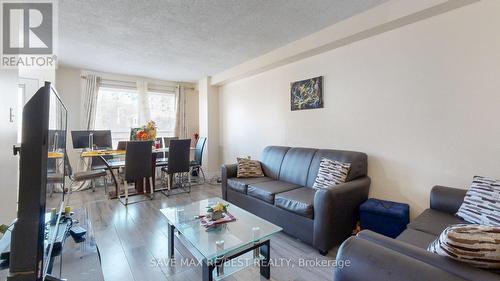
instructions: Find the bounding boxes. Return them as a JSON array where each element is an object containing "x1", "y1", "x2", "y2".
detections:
[{"x1": 0, "y1": 207, "x2": 104, "y2": 280}]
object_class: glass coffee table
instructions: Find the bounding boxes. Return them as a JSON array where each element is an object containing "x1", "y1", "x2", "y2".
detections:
[{"x1": 160, "y1": 197, "x2": 282, "y2": 281}]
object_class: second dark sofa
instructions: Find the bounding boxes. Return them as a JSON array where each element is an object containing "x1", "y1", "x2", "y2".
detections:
[
  {"x1": 334, "y1": 186, "x2": 500, "y2": 281},
  {"x1": 221, "y1": 146, "x2": 371, "y2": 254}
]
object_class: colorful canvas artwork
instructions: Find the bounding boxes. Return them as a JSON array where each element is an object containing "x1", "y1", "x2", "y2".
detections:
[{"x1": 290, "y1": 76, "x2": 323, "y2": 111}]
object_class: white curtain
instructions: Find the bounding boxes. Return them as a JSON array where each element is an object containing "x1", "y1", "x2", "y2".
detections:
[
  {"x1": 175, "y1": 85, "x2": 187, "y2": 138},
  {"x1": 81, "y1": 74, "x2": 101, "y2": 130},
  {"x1": 137, "y1": 80, "x2": 150, "y2": 125},
  {"x1": 74, "y1": 74, "x2": 101, "y2": 191}
]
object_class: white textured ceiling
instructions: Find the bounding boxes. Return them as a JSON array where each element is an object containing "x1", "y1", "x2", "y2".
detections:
[{"x1": 59, "y1": 0, "x2": 387, "y2": 82}]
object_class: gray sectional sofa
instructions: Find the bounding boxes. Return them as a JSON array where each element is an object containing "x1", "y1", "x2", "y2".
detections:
[
  {"x1": 221, "y1": 146, "x2": 371, "y2": 254},
  {"x1": 334, "y1": 186, "x2": 500, "y2": 281}
]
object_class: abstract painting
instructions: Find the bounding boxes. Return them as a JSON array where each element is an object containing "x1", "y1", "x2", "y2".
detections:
[{"x1": 290, "y1": 76, "x2": 323, "y2": 111}]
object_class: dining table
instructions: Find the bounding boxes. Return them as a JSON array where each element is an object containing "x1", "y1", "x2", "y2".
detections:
[{"x1": 80, "y1": 147, "x2": 194, "y2": 199}]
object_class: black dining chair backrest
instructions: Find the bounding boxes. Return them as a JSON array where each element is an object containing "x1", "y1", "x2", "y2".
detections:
[
  {"x1": 194, "y1": 137, "x2": 207, "y2": 166},
  {"x1": 125, "y1": 141, "x2": 153, "y2": 182},
  {"x1": 117, "y1": 141, "x2": 128, "y2": 150},
  {"x1": 163, "y1": 137, "x2": 179, "y2": 148},
  {"x1": 91, "y1": 142, "x2": 113, "y2": 169},
  {"x1": 91, "y1": 155, "x2": 112, "y2": 170},
  {"x1": 167, "y1": 139, "x2": 191, "y2": 174}
]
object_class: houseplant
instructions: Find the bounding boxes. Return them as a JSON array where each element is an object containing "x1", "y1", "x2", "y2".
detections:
[
  {"x1": 134, "y1": 120, "x2": 157, "y2": 141},
  {"x1": 206, "y1": 202, "x2": 229, "y2": 221}
]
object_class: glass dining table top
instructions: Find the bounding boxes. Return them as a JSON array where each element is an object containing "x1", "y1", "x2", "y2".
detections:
[
  {"x1": 160, "y1": 198, "x2": 282, "y2": 261},
  {"x1": 80, "y1": 147, "x2": 195, "y2": 157}
]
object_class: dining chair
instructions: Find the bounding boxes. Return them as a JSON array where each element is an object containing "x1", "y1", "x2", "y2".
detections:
[
  {"x1": 110, "y1": 140, "x2": 128, "y2": 183},
  {"x1": 47, "y1": 172, "x2": 64, "y2": 197},
  {"x1": 190, "y1": 137, "x2": 207, "y2": 184},
  {"x1": 119, "y1": 141, "x2": 154, "y2": 205},
  {"x1": 156, "y1": 137, "x2": 179, "y2": 167},
  {"x1": 160, "y1": 139, "x2": 191, "y2": 196},
  {"x1": 91, "y1": 156, "x2": 112, "y2": 171},
  {"x1": 90, "y1": 142, "x2": 113, "y2": 171},
  {"x1": 47, "y1": 157, "x2": 63, "y2": 197},
  {"x1": 117, "y1": 141, "x2": 127, "y2": 150},
  {"x1": 163, "y1": 137, "x2": 179, "y2": 148},
  {"x1": 58, "y1": 153, "x2": 108, "y2": 199}
]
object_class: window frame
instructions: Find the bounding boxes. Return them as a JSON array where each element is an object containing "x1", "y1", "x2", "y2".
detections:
[
  {"x1": 93, "y1": 83, "x2": 178, "y2": 147},
  {"x1": 94, "y1": 86, "x2": 141, "y2": 147},
  {"x1": 146, "y1": 89, "x2": 177, "y2": 138}
]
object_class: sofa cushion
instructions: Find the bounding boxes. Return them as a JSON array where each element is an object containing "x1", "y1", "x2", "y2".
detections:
[
  {"x1": 408, "y1": 209, "x2": 468, "y2": 236},
  {"x1": 312, "y1": 158, "x2": 350, "y2": 189},
  {"x1": 227, "y1": 177, "x2": 273, "y2": 194},
  {"x1": 261, "y1": 146, "x2": 290, "y2": 179},
  {"x1": 247, "y1": 180, "x2": 302, "y2": 204},
  {"x1": 278, "y1": 148, "x2": 317, "y2": 186},
  {"x1": 428, "y1": 224, "x2": 500, "y2": 270},
  {"x1": 397, "y1": 228, "x2": 438, "y2": 249},
  {"x1": 306, "y1": 149, "x2": 367, "y2": 187},
  {"x1": 275, "y1": 188, "x2": 317, "y2": 219},
  {"x1": 236, "y1": 158, "x2": 264, "y2": 178},
  {"x1": 456, "y1": 175, "x2": 500, "y2": 226}
]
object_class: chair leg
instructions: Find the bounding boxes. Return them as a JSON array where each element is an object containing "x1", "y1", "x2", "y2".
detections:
[
  {"x1": 117, "y1": 180, "x2": 121, "y2": 201},
  {"x1": 187, "y1": 172, "x2": 191, "y2": 193},
  {"x1": 167, "y1": 174, "x2": 171, "y2": 196},
  {"x1": 160, "y1": 169, "x2": 165, "y2": 187},
  {"x1": 103, "y1": 177, "x2": 108, "y2": 195},
  {"x1": 149, "y1": 177, "x2": 154, "y2": 199},
  {"x1": 124, "y1": 181, "x2": 129, "y2": 205},
  {"x1": 200, "y1": 167, "x2": 206, "y2": 184},
  {"x1": 65, "y1": 180, "x2": 74, "y2": 203},
  {"x1": 91, "y1": 179, "x2": 96, "y2": 192}
]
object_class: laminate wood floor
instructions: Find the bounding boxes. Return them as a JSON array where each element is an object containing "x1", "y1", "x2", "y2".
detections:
[{"x1": 66, "y1": 181, "x2": 338, "y2": 281}]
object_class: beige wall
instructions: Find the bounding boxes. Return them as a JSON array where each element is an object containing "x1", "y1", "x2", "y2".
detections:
[
  {"x1": 218, "y1": 0, "x2": 500, "y2": 217},
  {"x1": 0, "y1": 70, "x2": 19, "y2": 224},
  {"x1": 199, "y1": 77, "x2": 220, "y2": 173}
]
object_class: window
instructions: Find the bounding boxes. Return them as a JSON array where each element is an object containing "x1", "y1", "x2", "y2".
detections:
[
  {"x1": 94, "y1": 83, "x2": 178, "y2": 147},
  {"x1": 94, "y1": 87, "x2": 140, "y2": 147},
  {"x1": 147, "y1": 91, "x2": 176, "y2": 137}
]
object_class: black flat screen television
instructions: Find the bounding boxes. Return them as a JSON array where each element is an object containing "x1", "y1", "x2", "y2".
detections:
[
  {"x1": 7, "y1": 82, "x2": 67, "y2": 281},
  {"x1": 71, "y1": 130, "x2": 112, "y2": 149}
]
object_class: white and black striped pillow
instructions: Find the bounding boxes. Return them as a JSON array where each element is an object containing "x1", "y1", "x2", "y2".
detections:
[
  {"x1": 456, "y1": 175, "x2": 500, "y2": 226},
  {"x1": 428, "y1": 224, "x2": 500, "y2": 269},
  {"x1": 312, "y1": 158, "x2": 351, "y2": 189}
]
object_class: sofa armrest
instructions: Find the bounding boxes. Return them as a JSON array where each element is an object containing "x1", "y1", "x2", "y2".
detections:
[
  {"x1": 430, "y1": 185, "x2": 467, "y2": 214},
  {"x1": 334, "y1": 230, "x2": 499, "y2": 281},
  {"x1": 221, "y1": 164, "x2": 237, "y2": 200},
  {"x1": 313, "y1": 177, "x2": 370, "y2": 252}
]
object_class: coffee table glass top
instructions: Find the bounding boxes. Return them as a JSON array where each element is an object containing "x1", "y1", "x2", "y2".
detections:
[{"x1": 160, "y1": 198, "x2": 282, "y2": 261}]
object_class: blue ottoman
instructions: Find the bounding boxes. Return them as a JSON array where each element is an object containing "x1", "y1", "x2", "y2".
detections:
[{"x1": 360, "y1": 198, "x2": 410, "y2": 238}]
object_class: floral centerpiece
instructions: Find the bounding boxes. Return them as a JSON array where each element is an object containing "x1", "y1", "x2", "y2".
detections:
[
  {"x1": 206, "y1": 202, "x2": 229, "y2": 221},
  {"x1": 134, "y1": 120, "x2": 157, "y2": 141}
]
